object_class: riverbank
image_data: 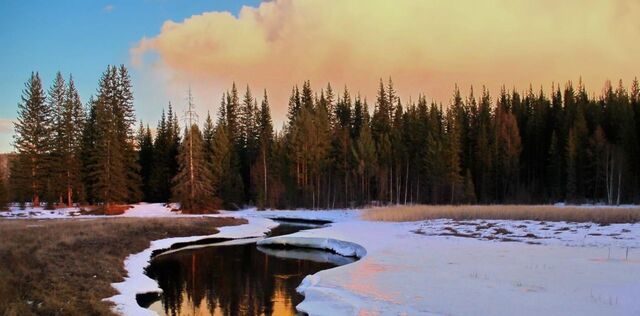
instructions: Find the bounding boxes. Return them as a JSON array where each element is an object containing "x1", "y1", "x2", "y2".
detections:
[
  {"x1": 237, "y1": 208, "x2": 640, "y2": 315},
  {"x1": 0, "y1": 217, "x2": 244, "y2": 316},
  {"x1": 2, "y1": 204, "x2": 640, "y2": 315}
]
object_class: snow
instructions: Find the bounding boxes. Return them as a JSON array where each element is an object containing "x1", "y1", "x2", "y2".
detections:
[
  {"x1": 267, "y1": 220, "x2": 640, "y2": 316},
  {"x1": 257, "y1": 236, "x2": 367, "y2": 258},
  {"x1": 412, "y1": 219, "x2": 640, "y2": 248},
  {"x1": 224, "y1": 208, "x2": 361, "y2": 222},
  {"x1": 3, "y1": 203, "x2": 640, "y2": 315},
  {"x1": 0, "y1": 205, "x2": 84, "y2": 219}
]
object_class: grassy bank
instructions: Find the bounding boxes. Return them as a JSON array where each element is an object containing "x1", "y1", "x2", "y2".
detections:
[
  {"x1": 0, "y1": 217, "x2": 245, "y2": 316},
  {"x1": 363, "y1": 205, "x2": 640, "y2": 224}
]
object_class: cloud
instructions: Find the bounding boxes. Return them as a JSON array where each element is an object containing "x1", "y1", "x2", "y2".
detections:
[
  {"x1": 0, "y1": 118, "x2": 13, "y2": 134},
  {"x1": 131, "y1": 0, "x2": 640, "y2": 124},
  {"x1": 0, "y1": 118, "x2": 14, "y2": 153},
  {"x1": 103, "y1": 4, "x2": 115, "y2": 13}
]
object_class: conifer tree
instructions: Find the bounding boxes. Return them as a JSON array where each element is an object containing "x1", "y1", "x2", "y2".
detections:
[
  {"x1": 13, "y1": 72, "x2": 52, "y2": 207},
  {"x1": 253, "y1": 90, "x2": 274, "y2": 209},
  {"x1": 137, "y1": 123, "x2": 154, "y2": 201},
  {"x1": 211, "y1": 121, "x2": 244, "y2": 209},
  {"x1": 51, "y1": 74, "x2": 85, "y2": 206},
  {"x1": 115, "y1": 65, "x2": 142, "y2": 202},
  {"x1": 173, "y1": 124, "x2": 214, "y2": 212},
  {"x1": 355, "y1": 105, "x2": 376, "y2": 204},
  {"x1": 47, "y1": 72, "x2": 67, "y2": 204},
  {"x1": 443, "y1": 107, "x2": 462, "y2": 203},
  {"x1": 547, "y1": 131, "x2": 563, "y2": 200},
  {"x1": 84, "y1": 65, "x2": 139, "y2": 206}
]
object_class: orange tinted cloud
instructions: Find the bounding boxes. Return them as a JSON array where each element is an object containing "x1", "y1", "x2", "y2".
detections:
[{"x1": 132, "y1": 0, "x2": 640, "y2": 123}]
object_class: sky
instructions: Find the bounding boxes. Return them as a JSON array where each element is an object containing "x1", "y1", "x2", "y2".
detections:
[{"x1": 2, "y1": 0, "x2": 640, "y2": 152}]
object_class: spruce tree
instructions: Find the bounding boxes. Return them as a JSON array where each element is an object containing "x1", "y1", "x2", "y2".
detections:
[
  {"x1": 355, "y1": 107, "x2": 377, "y2": 204},
  {"x1": 48, "y1": 72, "x2": 67, "y2": 205},
  {"x1": 51, "y1": 74, "x2": 85, "y2": 206},
  {"x1": 137, "y1": 123, "x2": 154, "y2": 201},
  {"x1": 115, "y1": 65, "x2": 142, "y2": 202},
  {"x1": 253, "y1": 90, "x2": 274, "y2": 209},
  {"x1": 211, "y1": 121, "x2": 243, "y2": 209},
  {"x1": 85, "y1": 65, "x2": 139, "y2": 207},
  {"x1": 13, "y1": 72, "x2": 52, "y2": 207}
]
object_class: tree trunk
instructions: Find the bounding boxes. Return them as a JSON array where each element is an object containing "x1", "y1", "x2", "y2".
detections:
[
  {"x1": 263, "y1": 147, "x2": 267, "y2": 208},
  {"x1": 404, "y1": 163, "x2": 409, "y2": 205}
]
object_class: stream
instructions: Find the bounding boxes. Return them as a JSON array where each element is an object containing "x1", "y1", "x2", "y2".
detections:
[{"x1": 137, "y1": 220, "x2": 356, "y2": 316}]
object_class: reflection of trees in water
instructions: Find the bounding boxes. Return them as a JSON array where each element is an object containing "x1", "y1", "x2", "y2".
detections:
[{"x1": 145, "y1": 243, "x2": 337, "y2": 316}]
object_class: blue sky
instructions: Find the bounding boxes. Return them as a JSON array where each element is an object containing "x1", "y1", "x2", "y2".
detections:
[{"x1": 0, "y1": 0, "x2": 260, "y2": 152}]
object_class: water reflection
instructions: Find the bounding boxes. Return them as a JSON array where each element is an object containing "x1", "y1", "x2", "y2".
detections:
[{"x1": 142, "y1": 223, "x2": 354, "y2": 316}]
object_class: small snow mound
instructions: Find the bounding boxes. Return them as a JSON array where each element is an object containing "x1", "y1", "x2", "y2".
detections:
[
  {"x1": 257, "y1": 236, "x2": 367, "y2": 258},
  {"x1": 297, "y1": 274, "x2": 321, "y2": 292}
]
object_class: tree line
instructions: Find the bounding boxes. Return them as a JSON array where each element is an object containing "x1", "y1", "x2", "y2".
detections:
[{"x1": 8, "y1": 66, "x2": 640, "y2": 212}]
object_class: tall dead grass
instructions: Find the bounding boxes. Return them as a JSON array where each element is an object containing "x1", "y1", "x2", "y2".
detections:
[{"x1": 362, "y1": 205, "x2": 640, "y2": 224}]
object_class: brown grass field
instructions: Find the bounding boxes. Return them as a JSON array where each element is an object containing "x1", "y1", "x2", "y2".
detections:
[
  {"x1": 0, "y1": 217, "x2": 245, "y2": 316},
  {"x1": 363, "y1": 204, "x2": 640, "y2": 224}
]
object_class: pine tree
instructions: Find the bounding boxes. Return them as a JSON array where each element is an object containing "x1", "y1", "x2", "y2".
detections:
[
  {"x1": 13, "y1": 72, "x2": 52, "y2": 207},
  {"x1": 474, "y1": 87, "x2": 493, "y2": 202},
  {"x1": 211, "y1": 121, "x2": 244, "y2": 209},
  {"x1": 494, "y1": 94, "x2": 522, "y2": 201},
  {"x1": 239, "y1": 86, "x2": 257, "y2": 202},
  {"x1": 48, "y1": 72, "x2": 67, "y2": 205},
  {"x1": 424, "y1": 103, "x2": 445, "y2": 203},
  {"x1": 355, "y1": 107, "x2": 377, "y2": 204},
  {"x1": 173, "y1": 124, "x2": 214, "y2": 212},
  {"x1": 253, "y1": 90, "x2": 274, "y2": 209},
  {"x1": 84, "y1": 65, "x2": 139, "y2": 207},
  {"x1": 547, "y1": 131, "x2": 563, "y2": 200},
  {"x1": 443, "y1": 107, "x2": 462, "y2": 203},
  {"x1": 137, "y1": 123, "x2": 154, "y2": 202},
  {"x1": 565, "y1": 129, "x2": 577, "y2": 201},
  {"x1": 115, "y1": 65, "x2": 142, "y2": 202},
  {"x1": 51, "y1": 74, "x2": 85, "y2": 206}
]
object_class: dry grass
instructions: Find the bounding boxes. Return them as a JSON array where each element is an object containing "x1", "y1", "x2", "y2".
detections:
[
  {"x1": 363, "y1": 204, "x2": 640, "y2": 224},
  {"x1": 78, "y1": 204, "x2": 133, "y2": 216},
  {"x1": 0, "y1": 217, "x2": 245, "y2": 316}
]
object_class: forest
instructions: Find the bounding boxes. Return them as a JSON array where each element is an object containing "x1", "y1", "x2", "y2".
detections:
[{"x1": 7, "y1": 65, "x2": 640, "y2": 212}]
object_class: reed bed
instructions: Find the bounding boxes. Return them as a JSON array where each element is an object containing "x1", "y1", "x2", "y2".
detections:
[{"x1": 362, "y1": 204, "x2": 640, "y2": 224}]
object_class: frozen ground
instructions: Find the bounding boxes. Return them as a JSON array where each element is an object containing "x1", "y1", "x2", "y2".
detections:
[
  {"x1": 0, "y1": 203, "x2": 193, "y2": 219},
  {"x1": 231, "y1": 209, "x2": 640, "y2": 316},
  {"x1": 2, "y1": 204, "x2": 640, "y2": 315}
]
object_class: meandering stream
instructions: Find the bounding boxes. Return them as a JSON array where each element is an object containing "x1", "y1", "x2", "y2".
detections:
[{"x1": 137, "y1": 220, "x2": 356, "y2": 316}]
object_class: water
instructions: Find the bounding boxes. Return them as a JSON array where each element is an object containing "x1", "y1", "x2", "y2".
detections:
[{"x1": 139, "y1": 221, "x2": 356, "y2": 316}]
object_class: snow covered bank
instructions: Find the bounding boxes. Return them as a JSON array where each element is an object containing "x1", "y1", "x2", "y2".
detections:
[
  {"x1": 414, "y1": 218, "x2": 640, "y2": 248},
  {"x1": 225, "y1": 208, "x2": 361, "y2": 223},
  {"x1": 257, "y1": 236, "x2": 366, "y2": 258},
  {"x1": 0, "y1": 203, "x2": 183, "y2": 219},
  {"x1": 269, "y1": 220, "x2": 640, "y2": 315},
  {"x1": 106, "y1": 216, "x2": 277, "y2": 316}
]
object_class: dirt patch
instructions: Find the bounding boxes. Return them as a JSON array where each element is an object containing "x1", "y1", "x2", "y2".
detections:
[
  {"x1": 494, "y1": 228, "x2": 512, "y2": 235},
  {"x1": 0, "y1": 217, "x2": 245, "y2": 316}
]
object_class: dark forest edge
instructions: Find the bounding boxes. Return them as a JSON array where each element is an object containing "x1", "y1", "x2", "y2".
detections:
[{"x1": 4, "y1": 64, "x2": 640, "y2": 213}]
